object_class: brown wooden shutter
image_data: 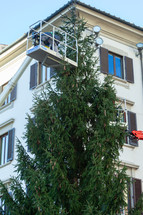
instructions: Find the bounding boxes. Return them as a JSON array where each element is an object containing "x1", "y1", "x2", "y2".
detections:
[
  {"x1": 7, "y1": 128, "x2": 15, "y2": 162},
  {"x1": 125, "y1": 57, "x2": 134, "y2": 83},
  {"x1": 128, "y1": 180, "x2": 132, "y2": 212},
  {"x1": 133, "y1": 178, "x2": 142, "y2": 205},
  {"x1": 100, "y1": 47, "x2": 108, "y2": 74},
  {"x1": 128, "y1": 111, "x2": 138, "y2": 146},
  {"x1": 10, "y1": 85, "x2": 17, "y2": 102},
  {"x1": 30, "y1": 63, "x2": 37, "y2": 89}
]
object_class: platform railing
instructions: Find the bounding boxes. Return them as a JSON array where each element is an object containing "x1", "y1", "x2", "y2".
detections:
[{"x1": 27, "y1": 20, "x2": 78, "y2": 65}]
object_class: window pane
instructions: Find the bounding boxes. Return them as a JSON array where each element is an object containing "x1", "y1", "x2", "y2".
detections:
[
  {"x1": 115, "y1": 56, "x2": 122, "y2": 78},
  {"x1": 5, "y1": 135, "x2": 8, "y2": 164},
  {"x1": 108, "y1": 54, "x2": 114, "y2": 75},
  {"x1": 47, "y1": 67, "x2": 51, "y2": 80},
  {"x1": 0, "y1": 134, "x2": 8, "y2": 165},
  {"x1": 41, "y1": 65, "x2": 46, "y2": 83},
  {"x1": 1, "y1": 137, "x2": 5, "y2": 165}
]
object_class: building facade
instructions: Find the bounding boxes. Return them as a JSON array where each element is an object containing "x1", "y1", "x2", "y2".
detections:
[{"x1": 0, "y1": 1, "x2": 143, "y2": 213}]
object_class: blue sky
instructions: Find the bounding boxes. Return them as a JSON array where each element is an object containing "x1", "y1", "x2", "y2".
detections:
[{"x1": 0, "y1": 0, "x2": 143, "y2": 45}]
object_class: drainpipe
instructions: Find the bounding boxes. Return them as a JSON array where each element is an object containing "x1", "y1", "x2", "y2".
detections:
[
  {"x1": 136, "y1": 43, "x2": 143, "y2": 90},
  {"x1": 0, "y1": 56, "x2": 32, "y2": 107}
]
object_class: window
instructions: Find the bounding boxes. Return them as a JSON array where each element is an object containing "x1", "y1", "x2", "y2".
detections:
[
  {"x1": 108, "y1": 53, "x2": 123, "y2": 78},
  {"x1": 1, "y1": 83, "x2": 17, "y2": 107},
  {"x1": 0, "y1": 128, "x2": 15, "y2": 166},
  {"x1": 0, "y1": 197, "x2": 6, "y2": 214},
  {"x1": 0, "y1": 133, "x2": 8, "y2": 166},
  {"x1": 128, "y1": 178, "x2": 142, "y2": 212},
  {"x1": 100, "y1": 47, "x2": 134, "y2": 83},
  {"x1": 30, "y1": 62, "x2": 56, "y2": 89},
  {"x1": 0, "y1": 186, "x2": 12, "y2": 214},
  {"x1": 116, "y1": 100, "x2": 137, "y2": 146}
]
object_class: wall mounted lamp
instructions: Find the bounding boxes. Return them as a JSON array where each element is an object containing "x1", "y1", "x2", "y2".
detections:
[{"x1": 93, "y1": 25, "x2": 103, "y2": 48}]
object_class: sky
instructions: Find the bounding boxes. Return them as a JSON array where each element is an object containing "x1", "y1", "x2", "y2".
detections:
[{"x1": 0, "y1": 0, "x2": 143, "y2": 46}]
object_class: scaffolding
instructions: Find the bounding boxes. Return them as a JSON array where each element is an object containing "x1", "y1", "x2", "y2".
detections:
[{"x1": 26, "y1": 20, "x2": 78, "y2": 67}]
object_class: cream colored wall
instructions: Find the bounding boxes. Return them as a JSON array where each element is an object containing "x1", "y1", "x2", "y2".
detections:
[
  {"x1": 0, "y1": 4, "x2": 143, "y2": 188},
  {"x1": 78, "y1": 5, "x2": 143, "y2": 189}
]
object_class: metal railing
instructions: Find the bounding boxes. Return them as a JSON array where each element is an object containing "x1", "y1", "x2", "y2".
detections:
[{"x1": 27, "y1": 20, "x2": 78, "y2": 65}]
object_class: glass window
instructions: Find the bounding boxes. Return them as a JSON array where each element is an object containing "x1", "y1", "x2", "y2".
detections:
[
  {"x1": 108, "y1": 54, "x2": 114, "y2": 75},
  {"x1": 2, "y1": 84, "x2": 11, "y2": 106},
  {"x1": 0, "y1": 134, "x2": 8, "y2": 166},
  {"x1": 39, "y1": 64, "x2": 51, "y2": 84},
  {"x1": 115, "y1": 56, "x2": 122, "y2": 78},
  {"x1": 108, "y1": 52, "x2": 123, "y2": 79}
]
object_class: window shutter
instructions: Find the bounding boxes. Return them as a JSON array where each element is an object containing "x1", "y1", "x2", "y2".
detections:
[
  {"x1": 133, "y1": 178, "x2": 142, "y2": 205},
  {"x1": 7, "y1": 128, "x2": 15, "y2": 162},
  {"x1": 125, "y1": 57, "x2": 134, "y2": 83},
  {"x1": 30, "y1": 63, "x2": 37, "y2": 89},
  {"x1": 128, "y1": 111, "x2": 138, "y2": 146},
  {"x1": 50, "y1": 67, "x2": 56, "y2": 78},
  {"x1": 128, "y1": 181, "x2": 132, "y2": 212},
  {"x1": 10, "y1": 85, "x2": 17, "y2": 102},
  {"x1": 100, "y1": 47, "x2": 108, "y2": 74}
]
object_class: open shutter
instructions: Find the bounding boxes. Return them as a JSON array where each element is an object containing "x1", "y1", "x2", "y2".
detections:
[
  {"x1": 125, "y1": 57, "x2": 134, "y2": 83},
  {"x1": 133, "y1": 178, "x2": 142, "y2": 205},
  {"x1": 30, "y1": 63, "x2": 37, "y2": 89},
  {"x1": 7, "y1": 128, "x2": 15, "y2": 162},
  {"x1": 100, "y1": 47, "x2": 108, "y2": 74},
  {"x1": 10, "y1": 85, "x2": 17, "y2": 102},
  {"x1": 128, "y1": 111, "x2": 138, "y2": 146},
  {"x1": 128, "y1": 180, "x2": 132, "y2": 212}
]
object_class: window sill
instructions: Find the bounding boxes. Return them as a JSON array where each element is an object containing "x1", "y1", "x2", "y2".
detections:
[
  {"x1": 124, "y1": 143, "x2": 135, "y2": 149},
  {"x1": 0, "y1": 102, "x2": 14, "y2": 113},
  {"x1": 36, "y1": 80, "x2": 49, "y2": 90},
  {"x1": 113, "y1": 76, "x2": 129, "y2": 89},
  {"x1": 0, "y1": 161, "x2": 11, "y2": 169}
]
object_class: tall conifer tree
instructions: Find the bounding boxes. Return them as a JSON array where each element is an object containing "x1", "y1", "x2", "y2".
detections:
[{"x1": 0, "y1": 5, "x2": 130, "y2": 215}]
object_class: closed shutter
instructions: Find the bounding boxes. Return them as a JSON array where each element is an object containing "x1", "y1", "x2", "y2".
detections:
[
  {"x1": 10, "y1": 85, "x2": 17, "y2": 102},
  {"x1": 30, "y1": 63, "x2": 37, "y2": 89},
  {"x1": 128, "y1": 111, "x2": 138, "y2": 146},
  {"x1": 50, "y1": 67, "x2": 56, "y2": 78},
  {"x1": 125, "y1": 57, "x2": 134, "y2": 83},
  {"x1": 100, "y1": 47, "x2": 108, "y2": 74},
  {"x1": 133, "y1": 178, "x2": 142, "y2": 205},
  {"x1": 7, "y1": 128, "x2": 15, "y2": 162}
]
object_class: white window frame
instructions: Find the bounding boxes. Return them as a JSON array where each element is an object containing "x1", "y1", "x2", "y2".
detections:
[{"x1": 0, "y1": 133, "x2": 8, "y2": 166}]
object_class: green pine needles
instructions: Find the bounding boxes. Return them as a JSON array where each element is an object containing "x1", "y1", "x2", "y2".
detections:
[{"x1": 0, "y1": 7, "x2": 131, "y2": 215}]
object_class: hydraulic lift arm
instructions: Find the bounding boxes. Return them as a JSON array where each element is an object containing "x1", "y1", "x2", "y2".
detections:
[{"x1": 0, "y1": 56, "x2": 32, "y2": 107}]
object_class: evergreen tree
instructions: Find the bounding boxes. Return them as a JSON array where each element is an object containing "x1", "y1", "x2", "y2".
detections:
[{"x1": 0, "y1": 6, "x2": 130, "y2": 215}]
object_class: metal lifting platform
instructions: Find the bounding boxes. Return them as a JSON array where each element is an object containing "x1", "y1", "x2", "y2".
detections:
[{"x1": 26, "y1": 20, "x2": 78, "y2": 67}]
